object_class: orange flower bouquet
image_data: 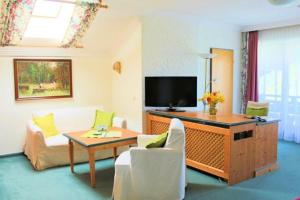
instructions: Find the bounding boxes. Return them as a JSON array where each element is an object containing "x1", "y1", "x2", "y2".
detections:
[{"x1": 199, "y1": 91, "x2": 225, "y2": 115}]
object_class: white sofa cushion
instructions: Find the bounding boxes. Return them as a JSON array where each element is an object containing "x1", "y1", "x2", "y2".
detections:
[{"x1": 45, "y1": 134, "x2": 68, "y2": 147}]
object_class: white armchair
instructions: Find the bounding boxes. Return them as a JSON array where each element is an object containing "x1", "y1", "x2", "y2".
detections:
[{"x1": 113, "y1": 118, "x2": 186, "y2": 200}]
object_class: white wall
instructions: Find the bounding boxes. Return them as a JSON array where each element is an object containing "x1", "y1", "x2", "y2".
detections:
[
  {"x1": 111, "y1": 19, "x2": 143, "y2": 132},
  {"x1": 141, "y1": 14, "x2": 242, "y2": 114},
  {"x1": 0, "y1": 53, "x2": 112, "y2": 155},
  {"x1": 0, "y1": 14, "x2": 243, "y2": 155}
]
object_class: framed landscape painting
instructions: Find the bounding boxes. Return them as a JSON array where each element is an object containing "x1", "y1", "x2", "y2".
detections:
[{"x1": 14, "y1": 59, "x2": 73, "y2": 101}]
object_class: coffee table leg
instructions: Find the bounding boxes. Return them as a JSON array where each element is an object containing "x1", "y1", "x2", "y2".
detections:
[
  {"x1": 69, "y1": 139, "x2": 74, "y2": 173},
  {"x1": 88, "y1": 149, "x2": 96, "y2": 187},
  {"x1": 113, "y1": 147, "x2": 117, "y2": 160}
]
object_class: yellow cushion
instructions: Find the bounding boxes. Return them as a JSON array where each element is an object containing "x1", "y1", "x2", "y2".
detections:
[
  {"x1": 146, "y1": 132, "x2": 168, "y2": 148},
  {"x1": 33, "y1": 113, "x2": 59, "y2": 138},
  {"x1": 92, "y1": 110, "x2": 115, "y2": 129}
]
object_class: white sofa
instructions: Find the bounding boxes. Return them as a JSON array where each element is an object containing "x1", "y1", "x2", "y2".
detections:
[
  {"x1": 113, "y1": 118, "x2": 186, "y2": 200},
  {"x1": 24, "y1": 106, "x2": 126, "y2": 170}
]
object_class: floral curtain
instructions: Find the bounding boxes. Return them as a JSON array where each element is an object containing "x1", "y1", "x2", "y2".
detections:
[
  {"x1": 240, "y1": 32, "x2": 249, "y2": 113},
  {"x1": 0, "y1": 0, "x2": 35, "y2": 46},
  {"x1": 61, "y1": 2, "x2": 99, "y2": 48},
  {"x1": 240, "y1": 31, "x2": 259, "y2": 113}
]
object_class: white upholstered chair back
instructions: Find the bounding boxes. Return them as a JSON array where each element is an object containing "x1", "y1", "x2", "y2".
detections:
[
  {"x1": 247, "y1": 101, "x2": 269, "y2": 109},
  {"x1": 165, "y1": 118, "x2": 185, "y2": 151}
]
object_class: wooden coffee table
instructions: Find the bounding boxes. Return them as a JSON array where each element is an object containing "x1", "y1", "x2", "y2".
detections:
[{"x1": 63, "y1": 127, "x2": 138, "y2": 187}]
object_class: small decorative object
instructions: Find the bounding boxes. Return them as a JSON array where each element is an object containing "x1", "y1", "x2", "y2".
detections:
[
  {"x1": 199, "y1": 91, "x2": 225, "y2": 115},
  {"x1": 113, "y1": 61, "x2": 122, "y2": 74},
  {"x1": 96, "y1": 125, "x2": 108, "y2": 131},
  {"x1": 14, "y1": 59, "x2": 72, "y2": 101}
]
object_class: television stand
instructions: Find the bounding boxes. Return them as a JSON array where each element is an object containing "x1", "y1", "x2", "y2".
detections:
[{"x1": 155, "y1": 108, "x2": 186, "y2": 112}]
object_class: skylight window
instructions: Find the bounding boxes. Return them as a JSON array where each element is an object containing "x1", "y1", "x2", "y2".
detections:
[
  {"x1": 22, "y1": 0, "x2": 75, "y2": 44},
  {"x1": 32, "y1": 0, "x2": 61, "y2": 18}
]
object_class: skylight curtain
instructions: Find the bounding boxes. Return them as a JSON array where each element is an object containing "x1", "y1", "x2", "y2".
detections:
[
  {"x1": 258, "y1": 25, "x2": 300, "y2": 143},
  {"x1": 61, "y1": 2, "x2": 99, "y2": 48},
  {"x1": 0, "y1": 0, "x2": 35, "y2": 46}
]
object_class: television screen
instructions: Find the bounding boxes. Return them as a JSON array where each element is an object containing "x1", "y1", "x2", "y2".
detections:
[{"x1": 145, "y1": 76, "x2": 197, "y2": 107}]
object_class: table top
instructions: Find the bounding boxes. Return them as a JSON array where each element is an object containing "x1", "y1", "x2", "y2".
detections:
[
  {"x1": 148, "y1": 110, "x2": 255, "y2": 126},
  {"x1": 148, "y1": 110, "x2": 280, "y2": 128},
  {"x1": 63, "y1": 127, "x2": 139, "y2": 147}
]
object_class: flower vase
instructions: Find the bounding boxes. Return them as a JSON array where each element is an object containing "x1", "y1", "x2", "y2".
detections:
[{"x1": 209, "y1": 103, "x2": 217, "y2": 115}]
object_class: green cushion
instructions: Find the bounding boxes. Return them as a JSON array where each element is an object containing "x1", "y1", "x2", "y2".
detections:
[
  {"x1": 92, "y1": 110, "x2": 115, "y2": 129},
  {"x1": 146, "y1": 132, "x2": 168, "y2": 148},
  {"x1": 246, "y1": 107, "x2": 268, "y2": 116},
  {"x1": 33, "y1": 113, "x2": 59, "y2": 138}
]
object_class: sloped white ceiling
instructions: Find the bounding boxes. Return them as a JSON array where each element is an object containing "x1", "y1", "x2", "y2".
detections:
[
  {"x1": 82, "y1": 0, "x2": 300, "y2": 54},
  {"x1": 103, "y1": 0, "x2": 300, "y2": 25},
  {"x1": 82, "y1": 13, "x2": 136, "y2": 55}
]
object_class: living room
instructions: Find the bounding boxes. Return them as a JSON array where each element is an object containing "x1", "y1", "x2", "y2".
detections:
[{"x1": 0, "y1": 0, "x2": 299, "y2": 200}]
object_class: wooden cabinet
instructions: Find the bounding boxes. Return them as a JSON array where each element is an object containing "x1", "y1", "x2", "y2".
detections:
[
  {"x1": 255, "y1": 123, "x2": 278, "y2": 176},
  {"x1": 229, "y1": 124, "x2": 256, "y2": 185},
  {"x1": 147, "y1": 111, "x2": 278, "y2": 185}
]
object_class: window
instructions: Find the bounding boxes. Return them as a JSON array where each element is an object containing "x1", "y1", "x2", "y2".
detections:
[
  {"x1": 0, "y1": 0, "x2": 100, "y2": 47},
  {"x1": 258, "y1": 25, "x2": 300, "y2": 143},
  {"x1": 21, "y1": 0, "x2": 75, "y2": 46}
]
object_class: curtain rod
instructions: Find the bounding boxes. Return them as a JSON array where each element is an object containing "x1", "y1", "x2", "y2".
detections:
[
  {"x1": 242, "y1": 19, "x2": 300, "y2": 32},
  {"x1": 44, "y1": 0, "x2": 108, "y2": 8}
]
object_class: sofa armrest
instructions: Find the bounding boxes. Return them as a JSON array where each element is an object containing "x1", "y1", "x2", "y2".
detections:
[
  {"x1": 137, "y1": 134, "x2": 158, "y2": 147},
  {"x1": 26, "y1": 120, "x2": 46, "y2": 146},
  {"x1": 24, "y1": 120, "x2": 47, "y2": 169},
  {"x1": 128, "y1": 147, "x2": 185, "y2": 194},
  {"x1": 113, "y1": 116, "x2": 126, "y2": 128}
]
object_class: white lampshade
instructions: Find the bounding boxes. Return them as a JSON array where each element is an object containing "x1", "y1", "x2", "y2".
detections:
[{"x1": 198, "y1": 53, "x2": 218, "y2": 59}]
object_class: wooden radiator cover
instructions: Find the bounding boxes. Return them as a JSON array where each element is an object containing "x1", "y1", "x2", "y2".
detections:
[
  {"x1": 150, "y1": 118, "x2": 225, "y2": 171},
  {"x1": 146, "y1": 112, "x2": 277, "y2": 185},
  {"x1": 147, "y1": 114, "x2": 231, "y2": 179}
]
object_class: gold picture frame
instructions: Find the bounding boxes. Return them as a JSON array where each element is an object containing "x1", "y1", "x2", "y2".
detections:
[{"x1": 14, "y1": 59, "x2": 73, "y2": 101}]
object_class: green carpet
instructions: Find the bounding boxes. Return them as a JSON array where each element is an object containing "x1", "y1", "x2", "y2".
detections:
[{"x1": 0, "y1": 141, "x2": 299, "y2": 200}]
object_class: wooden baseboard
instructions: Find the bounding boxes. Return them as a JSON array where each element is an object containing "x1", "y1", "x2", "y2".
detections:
[{"x1": 255, "y1": 163, "x2": 278, "y2": 177}]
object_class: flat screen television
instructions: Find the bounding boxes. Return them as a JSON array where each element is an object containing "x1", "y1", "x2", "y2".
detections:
[{"x1": 145, "y1": 76, "x2": 197, "y2": 111}]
